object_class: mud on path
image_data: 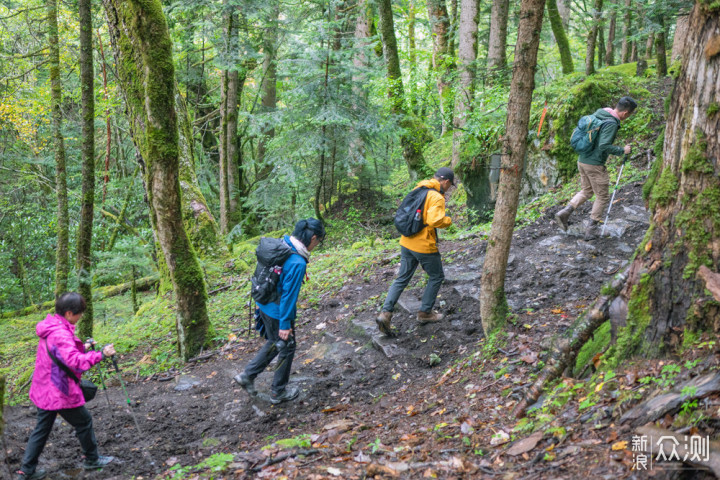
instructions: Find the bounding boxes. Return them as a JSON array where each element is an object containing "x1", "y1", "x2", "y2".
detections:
[{"x1": 4, "y1": 182, "x2": 652, "y2": 479}]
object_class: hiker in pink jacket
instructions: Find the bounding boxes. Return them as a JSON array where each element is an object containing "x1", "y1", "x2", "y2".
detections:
[{"x1": 16, "y1": 292, "x2": 116, "y2": 480}]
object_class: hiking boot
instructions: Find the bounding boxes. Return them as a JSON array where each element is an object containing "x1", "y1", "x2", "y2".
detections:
[
  {"x1": 270, "y1": 385, "x2": 300, "y2": 405},
  {"x1": 554, "y1": 205, "x2": 574, "y2": 232},
  {"x1": 375, "y1": 311, "x2": 393, "y2": 336},
  {"x1": 16, "y1": 469, "x2": 46, "y2": 480},
  {"x1": 234, "y1": 372, "x2": 257, "y2": 397},
  {"x1": 83, "y1": 455, "x2": 114, "y2": 470},
  {"x1": 584, "y1": 220, "x2": 601, "y2": 241},
  {"x1": 417, "y1": 311, "x2": 444, "y2": 324}
]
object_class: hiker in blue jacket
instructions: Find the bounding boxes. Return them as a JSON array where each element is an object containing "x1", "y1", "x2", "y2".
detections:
[{"x1": 234, "y1": 218, "x2": 325, "y2": 404}]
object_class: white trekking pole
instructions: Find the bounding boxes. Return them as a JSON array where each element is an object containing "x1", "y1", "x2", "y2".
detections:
[{"x1": 601, "y1": 154, "x2": 628, "y2": 236}]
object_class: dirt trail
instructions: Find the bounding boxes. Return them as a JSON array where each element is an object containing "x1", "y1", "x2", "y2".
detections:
[{"x1": 4, "y1": 182, "x2": 655, "y2": 479}]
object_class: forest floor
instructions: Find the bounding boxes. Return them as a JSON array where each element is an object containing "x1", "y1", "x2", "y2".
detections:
[{"x1": 4, "y1": 179, "x2": 720, "y2": 480}]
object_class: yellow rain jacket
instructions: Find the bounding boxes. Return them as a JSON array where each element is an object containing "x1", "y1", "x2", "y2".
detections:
[{"x1": 399, "y1": 178, "x2": 452, "y2": 254}]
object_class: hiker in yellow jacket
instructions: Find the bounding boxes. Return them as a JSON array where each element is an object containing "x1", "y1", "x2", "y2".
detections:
[{"x1": 376, "y1": 167, "x2": 454, "y2": 336}]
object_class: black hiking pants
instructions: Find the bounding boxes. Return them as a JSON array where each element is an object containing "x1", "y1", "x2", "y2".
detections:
[
  {"x1": 20, "y1": 405, "x2": 99, "y2": 475},
  {"x1": 382, "y1": 246, "x2": 445, "y2": 314},
  {"x1": 243, "y1": 310, "x2": 296, "y2": 396}
]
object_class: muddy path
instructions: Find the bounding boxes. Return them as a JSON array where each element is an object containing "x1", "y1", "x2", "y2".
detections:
[{"x1": 4, "y1": 182, "x2": 652, "y2": 479}]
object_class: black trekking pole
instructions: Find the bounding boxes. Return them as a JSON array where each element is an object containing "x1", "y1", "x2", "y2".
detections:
[
  {"x1": 601, "y1": 153, "x2": 628, "y2": 237},
  {"x1": 86, "y1": 339, "x2": 114, "y2": 414}
]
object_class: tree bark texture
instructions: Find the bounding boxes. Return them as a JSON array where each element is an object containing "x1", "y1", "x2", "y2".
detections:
[
  {"x1": 670, "y1": 15, "x2": 690, "y2": 61},
  {"x1": 218, "y1": 70, "x2": 229, "y2": 234},
  {"x1": 655, "y1": 15, "x2": 667, "y2": 77},
  {"x1": 451, "y1": 0, "x2": 479, "y2": 168},
  {"x1": 604, "y1": 0, "x2": 616, "y2": 66},
  {"x1": 48, "y1": 0, "x2": 69, "y2": 297},
  {"x1": 618, "y1": 0, "x2": 720, "y2": 358},
  {"x1": 77, "y1": 0, "x2": 95, "y2": 339},
  {"x1": 427, "y1": 0, "x2": 453, "y2": 134},
  {"x1": 103, "y1": 0, "x2": 211, "y2": 361},
  {"x1": 378, "y1": 0, "x2": 431, "y2": 178},
  {"x1": 585, "y1": 0, "x2": 604, "y2": 75},
  {"x1": 645, "y1": 32, "x2": 654, "y2": 60},
  {"x1": 257, "y1": 0, "x2": 280, "y2": 181},
  {"x1": 621, "y1": 0, "x2": 632, "y2": 63},
  {"x1": 479, "y1": 0, "x2": 546, "y2": 334},
  {"x1": 225, "y1": 11, "x2": 240, "y2": 222},
  {"x1": 487, "y1": 0, "x2": 509, "y2": 76},
  {"x1": 547, "y1": 0, "x2": 574, "y2": 74}
]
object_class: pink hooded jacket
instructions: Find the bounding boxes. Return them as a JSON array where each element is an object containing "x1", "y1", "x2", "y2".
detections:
[{"x1": 28, "y1": 314, "x2": 103, "y2": 410}]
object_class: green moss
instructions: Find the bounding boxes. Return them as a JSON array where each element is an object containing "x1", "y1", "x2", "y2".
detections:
[
  {"x1": 603, "y1": 63, "x2": 638, "y2": 76},
  {"x1": 608, "y1": 273, "x2": 655, "y2": 367},
  {"x1": 675, "y1": 186, "x2": 720, "y2": 278},
  {"x1": 681, "y1": 131, "x2": 713, "y2": 174},
  {"x1": 707, "y1": 102, "x2": 719, "y2": 117},
  {"x1": 574, "y1": 321, "x2": 611, "y2": 375},
  {"x1": 668, "y1": 61, "x2": 682, "y2": 79},
  {"x1": 649, "y1": 167, "x2": 679, "y2": 209}
]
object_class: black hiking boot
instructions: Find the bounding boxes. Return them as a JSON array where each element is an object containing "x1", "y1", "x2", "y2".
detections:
[
  {"x1": 83, "y1": 455, "x2": 114, "y2": 470},
  {"x1": 16, "y1": 469, "x2": 46, "y2": 480},
  {"x1": 234, "y1": 372, "x2": 257, "y2": 397},
  {"x1": 270, "y1": 385, "x2": 300, "y2": 405},
  {"x1": 375, "y1": 311, "x2": 394, "y2": 336},
  {"x1": 584, "y1": 220, "x2": 601, "y2": 241},
  {"x1": 554, "y1": 205, "x2": 574, "y2": 232}
]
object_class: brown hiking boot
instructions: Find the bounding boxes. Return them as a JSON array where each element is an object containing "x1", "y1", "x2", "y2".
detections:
[
  {"x1": 376, "y1": 311, "x2": 393, "y2": 336},
  {"x1": 554, "y1": 205, "x2": 574, "y2": 232},
  {"x1": 417, "y1": 311, "x2": 444, "y2": 324},
  {"x1": 584, "y1": 220, "x2": 601, "y2": 241}
]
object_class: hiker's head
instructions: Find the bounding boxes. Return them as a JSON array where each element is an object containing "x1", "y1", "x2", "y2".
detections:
[
  {"x1": 56, "y1": 292, "x2": 86, "y2": 324},
  {"x1": 293, "y1": 218, "x2": 326, "y2": 251},
  {"x1": 434, "y1": 167, "x2": 455, "y2": 193},
  {"x1": 616, "y1": 96, "x2": 637, "y2": 120}
]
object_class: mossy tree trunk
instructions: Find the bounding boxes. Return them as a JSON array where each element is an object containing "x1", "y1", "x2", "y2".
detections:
[
  {"x1": 257, "y1": 0, "x2": 280, "y2": 182},
  {"x1": 378, "y1": 0, "x2": 431, "y2": 179},
  {"x1": 620, "y1": 0, "x2": 632, "y2": 63},
  {"x1": 350, "y1": 0, "x2": 372, "y2": 164},
  {"x1": 585, "y1": 0, "x2": 604, "y2": 75},
  {"x1": 479, "y1": 0, "x2": 546, "y2": 335},
  {"x1": 427, "y1": 0, "x2": 453, "y2": 134},
  {"x1": 103, "y1": 0, "x2": 211, "y2": 361},
  {"x1": 655, "y1": 15, "x2": 668, "y2": 77},
  {"x1": 48, "y1": 0, "x2": 69, "y2": 297},
  {"x1": 487, "y1": 0, "x2": 509, "y2": 79},
  {"x1": 604, "y1": 0, "x2": 616, "y2": 65},
  {"x1": 614, "y1": 0, "x2": 720, "y2": 361},
  {"x1": 77, "y1": 0, "x2": 95, "y2": 339},
  {"x1": 450, "y1": 0, "x2": 479, "y2": 169},
  {"x1": 547, "y1": 0, "x2": 574, "y2": 74}
]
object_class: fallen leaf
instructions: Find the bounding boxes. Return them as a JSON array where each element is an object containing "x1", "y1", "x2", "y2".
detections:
[
  {"x1": 595, "y1": 382, "x2": 605, "y2": 392},
  {"x1": 327, "y1": 466, "x2": 343, "y2": 476},
  {"x1": 490, "y1": 430, "x2": 510, "y2": 446},
  {"x1": 645, "y1": 241, "x2": 652, "y2": 252},
  {"x1": 366, "y1": 464, "x2": 398, "y2": 477},
  {"x1": 520, "y1": 352, "x2": 538, "y2": 364},
  {"x1": 592, "y1": 352, "x2": 604, "y2": 369},
  {"x1": 506, "y1": 431, "x2": 543, "y2": 456},
  {"x1": 165, "y1": 457, "x2": 178, "y2": 466},
  {"x1": 460, "y1": 421, "x2": 475, "y2": 434},
  {"x1": 606, "y1": 431, "x2": 618, "y2": 443},
  {"x1": 551, "y1": 308, "x2": 564, "y2": 314},
  {"x1": 323, "y1": 419, "x2": 353, "y2": 432},
  {"x1": 611, "y1": 441, "x2": 628, "y2": 451},
  {"x1": 354, "y1": 452, "x2": 371, "y2": 463},
  {"x1": 315, "y1": 322, "x2": 327, "y2": 330}
]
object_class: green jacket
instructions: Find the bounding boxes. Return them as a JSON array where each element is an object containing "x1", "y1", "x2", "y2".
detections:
[{"x1": 578, "y1": 108, "x2": 624, "y2": 166}]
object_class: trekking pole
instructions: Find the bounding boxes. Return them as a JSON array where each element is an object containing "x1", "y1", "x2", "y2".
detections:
[
  {"x1": 601, "y1": 153, "x2": 628, "y2": 236},
  {"x1": 110, "y1": 355, "x2": 145, "y2": 437},
  {"x1": 86, "y1": 338, "x2": 114, "y2": 414}
]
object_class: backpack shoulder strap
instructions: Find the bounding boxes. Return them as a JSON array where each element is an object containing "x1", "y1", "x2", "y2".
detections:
[{"x1": 46, "y1": 340, "x2": 81, "y2": 384}]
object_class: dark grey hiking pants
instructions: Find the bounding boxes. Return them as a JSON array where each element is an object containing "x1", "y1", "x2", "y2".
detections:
[
  {"x1": 382, "y1": 246, "x2": 445, "y2": 314},
  {"x1": 243, "y1": 310, "x2": 296, "y2": 396}
]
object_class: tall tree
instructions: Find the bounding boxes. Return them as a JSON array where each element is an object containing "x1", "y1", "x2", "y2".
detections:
[
  {"x1": 604, "y1": 0, "x2": 617, "y2": 66},
  {"x1": 451, "y1": 0, "x2": 478, "y2": 168},
  {"x1": 479, "y1": 0, "x2": 546, "y2": 334},
  {"x1": 76, "y1": 0, "x2": 95, "y2": 339},
  {"x1": 547, "y1": 0, "x2": 574, "y2": 74},
  {"x1": 350, "y1": 0, "x2": 372, "y2": 163},
  {"x1": 654, "y1": 14, "x2": 667, "y2": 76},
  {"x1": 103, "y1": 0, "x2": 211, "y2": 361},
  {"x1": 48, "y1": 0, "x2": 69, "y2": 297},
  {"x1": 616, "y1": 0, "x2": 719, "y2": 360},
  {"x1": 427, "y1": 0, "x2": 453, "y2": 134},
  {"x1": 257, "y1": 1, "x2": 280, "y2": 180},
  {"x1": 487, "y1": 0, "x2": 509, "y2": 78},
  {"x1": 620, "y1": 0, "x2": 632, "y2": 63},
  {"x1": 378, "y1": 0, "x2": 431, "y2": 177},
  {"x1": 585, "y1": 0, "x2": 605, "y2": 75}
]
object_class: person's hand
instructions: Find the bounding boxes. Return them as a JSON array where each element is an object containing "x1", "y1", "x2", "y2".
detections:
[
  {"x1": 84, "y1": 338, "x2": 97, "y2": 351},
  {"x1": 102, "y1": 344, "x2": 116, "y2": 358},
  {"x1": 623, "y1": 144, "x2": 632, "y2": 154},
  {"x1": 278, "y1": 329, "x2": 291, "y2": 341}
]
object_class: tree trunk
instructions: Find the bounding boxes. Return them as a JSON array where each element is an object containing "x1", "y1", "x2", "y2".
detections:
[
  {"x1": 449, "y1": 0, "x2": 458, "y2": 57},
  {"x1": 604, "y1": 0, "x2": 616, "y2": 66},
  {"x1": 645, "y1": 32, "x2": 655, "y2": 60},
  {"x1": 598, "y1": 21, "x2": 606, "y2": 68},
  {"x1": 585, "y1": 0, "x2": 604, "y2": 75},
  {"x1": 407, "y1": 0, "x2": 418, "y2": 112},
  {"x1": 557, "y1": 0, "x2": 570, "y2": 29},
  {"x1": 218, "y1": 69, "x2": 229, "y2": 234},
  {"x1": 621, "y1": 0, "x2": 632, "y2": 63},
  {"x1": 77, "y1": 0, "x2": 95, "y2": 339},
  {"x1": 378, "y1": 0, "x2": 431, "y2": 178},
  {"x1": 614, "y1": 0, "x2": 720, "y2": 361},
  {"x1": 487, "y1": 0, "x2": 509, "y2": 77},
  {"x1": 257, "y1": 1, "x2": 280, "y2": 181},
  {"x1": 655, "y1": 15, "x2": 667, "y2": 77},
  {"x1": 479, "y1": 0, "x2": 546, "y2": 334},
  {"x1": 103, "y1": 0, "x2": 211, "y2": 361},
  {"x1": 670, "y1": 15, "x2": 690, "y2": 62},
  {"x1": 547, "y1": 0, "x2": 574, "y2": 74},
  {"x1": 450, "y1": 0, "x2": 479, "y2": 168},
  {"x1": 427, "y1": 0, "x2": 453, "y2": 134},
  {"x1": 48, "y1": 0, "x2": 69, "y2": 296},
  {"x1": 350, "y1": 0, "x2": 372, "y2": 164}
]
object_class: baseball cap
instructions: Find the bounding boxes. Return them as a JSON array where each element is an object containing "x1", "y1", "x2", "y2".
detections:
[{"x1": 435, "y1": 167, "x2": 455, "y2": 185}]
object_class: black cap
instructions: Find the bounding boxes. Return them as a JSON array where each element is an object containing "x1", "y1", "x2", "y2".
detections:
[{"x1": 435, "y1": 167, "x2": 455, "y2": 185}]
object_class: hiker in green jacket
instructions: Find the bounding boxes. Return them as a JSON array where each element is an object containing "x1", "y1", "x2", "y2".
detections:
[{"x1": 555, "y1": 96, "x2": 637, "y2": 240}]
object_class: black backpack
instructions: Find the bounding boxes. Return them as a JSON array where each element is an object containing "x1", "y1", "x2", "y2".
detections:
[
  {"x1": 394, "y1": 186, "x2": 430, "y2": 237},
  {"x1": 250, "y1": 237, "x2": 294, "y2": 304}
]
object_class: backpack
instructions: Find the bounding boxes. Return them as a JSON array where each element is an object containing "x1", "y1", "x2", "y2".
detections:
[
  {"x1": 570, "y1": 114, "x2": 618, "y2": 154},
  {"x1": 394, "y1": 186, "x2": 430, "y2": 237},
  {"x1": 250, "y1": 237, "x2": 294, "y2": 304}
]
